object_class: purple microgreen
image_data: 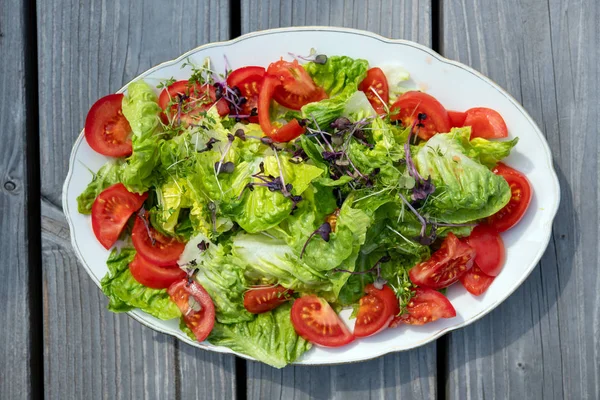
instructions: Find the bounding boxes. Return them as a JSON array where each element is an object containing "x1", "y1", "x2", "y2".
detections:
[
  {"x1": 330, "y1": 117, "x2": 353, "y2": 131},
  {"x1": 197, "y1": 240, "x2": 210, "y2": 252},
  {"x1": 137, "y1": 207, "x2": 156, "y2": 246},
  {"x1": 186, "y1": 268, "x2": 199, "y2": 286},
  {"x1": 398, "y1": 192, "x2": 428, "y2": 238},
  {"x1": 234, "y1": 129, "x2": 246, "y2": 141},
  {"x1": 322, "y1": 151, "x2": 344, "y2": 161},
  {"x1": 309, "y1": 114, "x2": 334, "y2": 151},
  {"x1": 333, "y1": 255, "x2": 391, "y2": 285},
  {"x1": 300, "y1": 222, "x2": 332, "y2": 258},
  {"x1": 198, "y1": 137, "x2": 220, "y2": 153},
  {"x1": 208, "y1": 201, "x2": 217, "y2": 233},
  {"x1": 404, "y1": 118, "x2": 436, "y2": 201},
  {"x1": 215, "y1": 161, "x2": 235, "y2": 174},
  {"x1": 287, "y1": 49, "x2": 327, "y2": 64},
  {"x1": 215, "y1": 137, "x2": 235, "y2": 175}
]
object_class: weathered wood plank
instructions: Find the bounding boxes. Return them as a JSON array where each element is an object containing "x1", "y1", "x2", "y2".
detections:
[
  {"x1": 442, "y1": 0, "x2": 599, "y2": 398},
  {"x1": 0, "y1": 0, "x2": 33, "y2": 398},
  {"x1": 37, "y1": 0, "x2": 235, "y2": 398},
  {"x1": 241, "y1": 1, "x2": 436, "y2": 398}
]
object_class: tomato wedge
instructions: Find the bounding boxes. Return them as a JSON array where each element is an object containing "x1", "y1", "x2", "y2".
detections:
[
  {"x1": 258, "y1": 75, "x2": 306, "y2": 142},
  {"x1": 354, "y1": 284, "x2": 399, "y2": 338},
  {"x1": 290, "y1": 295, "x2": 354, "y2": 347},
  {"x1": 460, "y1": 265, "x2": 495, "y2": 296},
  {"x1": 463, "y1": 107, "x2": 508, "y2": 139},
  {"x1": 243, "y1": 285, "x2": 293, "y2": 314},
  {"x1": 358, "y1": 67, "x2": 389, "y2": 114},
  {"x1": 389, "y1": 287, "x2": 456, "y2": 326},
  {"x1": 390, "y1": 91, "x2": 452, "y2": 140},
  {"x1": 466, "y1": 224, "x2": 505, "y2": 276},
  {"x1": 129, "y1": 253, "x2": 186, "y2": 289},
  {"x1": 158, "y1": 80, "x2": 229, "y2": 125},
  {"x1": 85, "y1": 94, "x2": 133, "y2": 157},
  {"x1": 448, "y1": 110, "x2": 467, "y2": 127},
  {"x1": 267, "y1": 59, "x2": 326, "y2": 110},
  {"x1": 487, "y1": 163, "x2": 532, "y2": 232},
  {"x1": 131, "y1": 216, "x2": 185, "y2": 267},
  {"x1": 168, "y1": 280, "x2": 215, "y2": 342},
  {"x1": 91, "y1": 183, "x2": 147, "y2": 249},
  {"x1": 227, "y1": 66, "x2": 265, "y2": 122},
  {"x1": 409, "y1": 233, "x2": 475, "y2": 289}
]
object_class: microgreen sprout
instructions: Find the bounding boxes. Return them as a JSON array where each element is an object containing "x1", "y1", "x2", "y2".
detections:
[
  {"x1": 137, "y1": 207, "x2": 156, "y2": 246},
  {"x1": 404, "y1": 115, "x2": 435, "y2": 201},
  {"x1": 300, "y1": 222, "x2": 332, "y2": 258},
  {"x1": 287, "y1": 48, "x2": 328, "y2": 64},
  {"x1": 332, "y1": 255, "x2": 391, "y2": 289}
]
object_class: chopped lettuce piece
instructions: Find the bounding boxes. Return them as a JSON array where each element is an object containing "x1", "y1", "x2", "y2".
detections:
[
  {"x1": 76, "y1": 160, "x2": 123, "y2": 214},
  {"x1": 207, "y1": 303, "x2": 311, "y2": 369},
  {"x1": 101, "y1": 248, "x2": 181, "y2": 320},
  {"x1": 414, "y1": 128, "x2": 512, "y2": 223}
]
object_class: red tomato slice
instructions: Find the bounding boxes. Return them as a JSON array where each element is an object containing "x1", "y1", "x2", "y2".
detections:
[
  {"x1": 227, "y1": 66, "x2": 266, "y2": 92},
  {"x1": 91, "y1": 183, "x2": 147, "y2": 249},
  {"x1": 168, "y1": 280, "x2": 215, "y2": 342},
  {"x1": 129, "y1": 253, "x2": 186, "y2": 289},
  {"x1": 409, "y1": 233, "x2": 476, "y2": 289},
  {"x1": 291, "y1": 295, "x2": 354, "y2": 347},
  {"x1": 267, "y1": 59, "x2": 326, "y2": 110},
  {"x1": 158, "y1": 80, "x2": 229, "y2": 125},
  {"x1": 354, "y1": 284, "x2": 399, "y2": 338},
  {"x1": 85, "y1": 94, "x2": 133, "y2": 157},
  {"x1": 460, "y1": 265, "x2": 495, "y2": 296},
  {"x1": 390, "y1": 287, "x2": 456, "y2": 326},
  {"x1": 390, "y1": 91, "x2": 452, "y2": 140},
  {"x1": 258, "y1": 75, "x2": 306, "y2": 142},
  {"x1": 448, "y1": 110, "x2": 467, "y2": 127},
  {"x1": 131, "y1": 216, "x2": 185, "y2": 267},
  {"x1": 358, "y1": 67, "x2": 389, "y2": 115},
  {"x1": 227, "y1": 66, "x2": 265, "y2": 123},
  {"x1": 487, "y1": 163, "x2": 532, "y2": 232},
  {"x1": 463, "y1": 107, "x2": 508, "y2": 139},
  {"x1": 243, "y1": 285, "x2": 293, "y2": 314},
  {"x1": 466, "y1": 224, "x2": 505, "y2": 276}
]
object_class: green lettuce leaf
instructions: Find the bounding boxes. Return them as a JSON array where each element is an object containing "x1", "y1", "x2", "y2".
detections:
[
  {"x1": 120, "y1": 80, "x2": 163, "y2": 193},
  {"x1": 179, "y1": 234, "x2": 253, "y2": 324},
  {"x1": 207, "y1": 303, "x2": 311, "y2": 368},
  {"x1": 301, "y1": 56, "x2": 369, "y2": 128},
  {"x1": 76, "y1": 160, "x2": 123, "y2": 214},
  {"x1": 100, "y1": 248, "x2": 181, "y2": 320},
  {"x1": 414, "y1": 128, "x2": 512, "y2": 223}
]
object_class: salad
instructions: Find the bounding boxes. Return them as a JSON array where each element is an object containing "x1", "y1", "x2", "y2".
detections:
[{"x1": 77, "y1": 51, "x2": 532, "y2": 368}]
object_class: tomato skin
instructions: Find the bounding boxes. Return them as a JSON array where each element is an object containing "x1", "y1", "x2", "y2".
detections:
[
  {"x1": 409, "y1": 233, "x2": 475, "y2": 289},
  {"x1": 168, "y1": 280, "x2": 215, "y2": 342},
  {"x1": 358, "y1": 67, "x2": 389, "y2": 114},
  {"x1": 91, "y1": 183, "x2": 147, "y2": 249},
  {"x1": 389, "y1": 287, "x2": 456, "y2": 326},
  {"x1": 158, "y1": 80, "x2": 229, "y2": 125},
  {"x1": 258, "y1": 75, "x2": 306, "y2": 142},
  {"x1": 227, "y1": 66, "x2": 266, "y2": 91},
  {"x1": 85, "y1": 94, "x2": 133, "y2": 157},
  {"x1": 227, "y1": 66, "x2": 265, "y2": 122},
  {"x1": 448, "y1": 110, "x2": 467, "y2": 127},
  {"x1": 129, "y1": 254, "x2": 186, "y2": 289},
  {"x1": 354, "y1": 284, "x2": 399, "y2": 338},
  {"x1": 463, "y1": 107, "x2": 508, "y2": 139},
  {"x1": 460, "y1": 265, "x2": 495, "y2": 296},
  {"x1": 290, "y1": 295, "x2": 354, "y2": 347},
  {"x1": 487, "y1": 163, "x2": 532, "y2": 232},
  {"x1": 466, "y1": 224, "x2": 505, "y2": 276},
  {"x1": 267, "y1": 59, "x2": 326, "y2": 110},
  {"x1": 243, "y1": 285, "x2": 293, "y2": 314},
  {"x1": 390, "y1": 91, "x2": 452, "y2": 140},
  {"x1": 131, "y1": 216, "x2": 186, "y2": 267}
]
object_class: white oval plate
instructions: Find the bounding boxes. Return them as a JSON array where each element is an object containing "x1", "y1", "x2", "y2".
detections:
[{"x1": 63, "y1": 27, "x2": 560, "y2": 365}]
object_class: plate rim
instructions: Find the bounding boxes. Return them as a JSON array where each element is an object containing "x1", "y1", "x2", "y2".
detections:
[{"x1": 62, "y1": 25, "x2": 561, "y2": 366}]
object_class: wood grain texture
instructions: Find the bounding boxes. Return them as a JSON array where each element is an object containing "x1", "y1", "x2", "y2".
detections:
[
  {"x1": 241, "y1": 1, "x2": 437, "y2": 398},
  {"x1": 0, "y1": 0, "x2": 33, "y2": 399},
  {"x1": 37, "y1": 0, "x2": 235, "y2": 398},
  {"x1": 442, "y1": 0, "x2": 599, "y2": 398}
]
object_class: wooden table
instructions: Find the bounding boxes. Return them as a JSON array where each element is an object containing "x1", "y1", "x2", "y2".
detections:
[{"x1": 1, "y1": 0, "x2": 597, "y2": 398}]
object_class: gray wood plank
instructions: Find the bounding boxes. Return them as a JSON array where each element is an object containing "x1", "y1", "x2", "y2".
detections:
[
  {"x1": 241, "y1": 1, "x2": 436, "y2": 398},
  {"x1": 37, "y1": 0, "x2": 235, "y2": 398},
  {"x1": 442, "y1": 0, "x2": 599, "y2": 398},
  {"x1": 0, "y1": 0, "x2": 33, "y2": 398}
]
